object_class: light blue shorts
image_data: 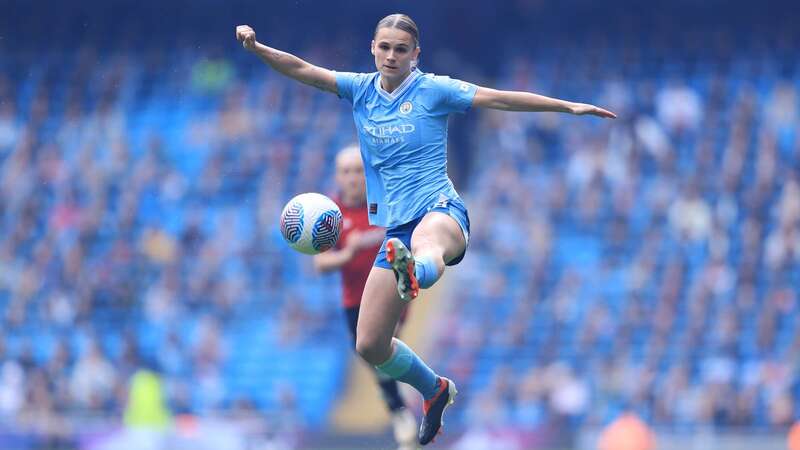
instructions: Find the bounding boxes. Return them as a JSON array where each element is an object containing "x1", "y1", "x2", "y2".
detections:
[{"x1": 374, "y1": 197, "x2": 470, "y2": 269}]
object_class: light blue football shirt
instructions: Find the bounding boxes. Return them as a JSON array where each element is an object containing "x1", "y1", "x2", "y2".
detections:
[{"x1": 335, "y1": 68, "x2": 477, "y2": 228}]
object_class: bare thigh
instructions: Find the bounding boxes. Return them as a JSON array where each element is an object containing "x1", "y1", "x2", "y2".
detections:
[
  {"x1": 411, "y1": 211, "x2": 466, "y2": 264},
  {"x1": 355, "y1": 266, "x2": 407, "y2": 365}
]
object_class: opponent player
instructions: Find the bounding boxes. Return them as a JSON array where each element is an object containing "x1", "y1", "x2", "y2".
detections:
[
  {"x1": 237, "y1": 14, "x2": 615, "y2": 445},
  {"x1": 313, "y1": 145, "x2": 417, "y2": 450}
]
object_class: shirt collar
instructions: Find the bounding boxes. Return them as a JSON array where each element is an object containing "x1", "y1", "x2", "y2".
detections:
[{"x1": 375, "y1": 68, "x2": 421, "y2": 101}]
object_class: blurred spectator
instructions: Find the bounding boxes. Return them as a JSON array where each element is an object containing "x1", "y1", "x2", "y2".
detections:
[
  {"x1": 789, "y1": 421, "x2": 800, "y2": 450},
  {"x1": 598, "y1": 413, "x2": 656, "y2": 450},
  {"x1": 0, "y1": 360, "x2": 25, "y2": 419},
  {"x1": 70, "y1": 340, "x2": 117, "y2": 410},
  {"x1": 669, "y1": 182, "x2": 712, "y2": 242},
  {"x1": 655, "y1": 82, "x2": 702, "y2": 134}
]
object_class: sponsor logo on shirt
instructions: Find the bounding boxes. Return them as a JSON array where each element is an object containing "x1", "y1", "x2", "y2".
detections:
[
  {"x1": 363, "y1": 123, "x2": 415, "y2": 137},
  {"x1": 363, "y1": 123, "x2": 416, "y2": 145}
]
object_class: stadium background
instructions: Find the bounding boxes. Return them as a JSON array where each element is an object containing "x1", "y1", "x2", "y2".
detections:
[{"x1": 1, "y1": 0, "x2": 800, "y2": 449}]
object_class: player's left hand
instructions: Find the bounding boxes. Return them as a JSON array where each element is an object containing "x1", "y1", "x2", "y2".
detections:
[
  {"x1": 343, "y1": 230, "x2": 364, "y2": 253},
  {"x1": 570, "y1": 103, "x2": 617, "y2": 119},
  {"x1": 344, "y1": 229, "x2": 384, "y2": 252},
  {"x1": 358, "y1": 229, "x2": 386, "y2": 249}
]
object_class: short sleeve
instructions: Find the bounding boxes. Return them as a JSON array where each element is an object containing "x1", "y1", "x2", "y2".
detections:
[
  {"x1": 335, "y1": 71, "x2": 369, "y2": 103},
  {"x1": 430, "y1": 75, "x2": 478, "y2": 114}
]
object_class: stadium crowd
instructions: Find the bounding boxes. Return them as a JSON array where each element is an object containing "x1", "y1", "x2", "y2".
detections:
[
  {"x1": 436, "y1": 32, "x2": 800, "y2": 432},
  {"x1": 0, "y1": 13, "x2": 798, "y2": 448}
]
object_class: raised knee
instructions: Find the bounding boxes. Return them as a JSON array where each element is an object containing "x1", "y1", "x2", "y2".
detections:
[
  {"x1": 411, "y1": 241, "x2": 445, "y2": 261},
  {"x1": 355, "y1": 334, "x2": 390, "y2": 365}
]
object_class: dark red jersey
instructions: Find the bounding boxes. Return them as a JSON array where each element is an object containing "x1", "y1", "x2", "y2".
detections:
[{"x1": 335, "y1": 198, "x2": 384, "y2": 308}]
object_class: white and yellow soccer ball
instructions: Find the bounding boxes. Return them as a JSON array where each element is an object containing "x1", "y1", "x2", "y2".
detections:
[{"x1": 279, "y1": 193, "x2": 343, "y2": 255}]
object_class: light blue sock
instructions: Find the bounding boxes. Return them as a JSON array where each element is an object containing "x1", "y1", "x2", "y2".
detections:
[
  {"x1": 375, "y1": 338, "x2": 440, "y2": 400},
  {"x1": 414, "y1": 255, "x2": 439, "y2": 289}
]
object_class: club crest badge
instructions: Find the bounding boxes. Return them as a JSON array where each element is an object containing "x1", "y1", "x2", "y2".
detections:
[{"x1": 399, "y1": 101, "x2": 413, "y2": 114}]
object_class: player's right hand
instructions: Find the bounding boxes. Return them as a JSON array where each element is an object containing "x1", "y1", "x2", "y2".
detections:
[{"x1": 236, "y1": 25, "x2": 257, "y2": 51}]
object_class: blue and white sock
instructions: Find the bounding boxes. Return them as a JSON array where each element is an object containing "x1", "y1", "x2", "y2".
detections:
[
  {"x1": 414, "y1": 255, "x2": 440, "y2": 289},
  {"x1": 375, "y1": 338, "x2": 440, "y2": 400}
]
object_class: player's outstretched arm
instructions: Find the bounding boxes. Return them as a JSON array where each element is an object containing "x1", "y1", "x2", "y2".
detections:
[
  {"x1": 312, "y1": 229, "x2": 382, "y2": 273},
  {"x1": 313, "y1": 246, "x2": 355, "y2": 273},
  {"x1": 472, "y1": 86, "x2": 616, "y2": 119},
  {"x1": 313, "y1": 230, "x2": 359, "y2": 273},
  {"x1": 236, "y1": 25, "x2": 337, "y2": 94}
]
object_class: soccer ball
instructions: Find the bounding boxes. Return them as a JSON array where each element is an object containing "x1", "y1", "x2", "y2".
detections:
[{"x1": 279, "y1": 193, "x2": 343, "y2": 255}]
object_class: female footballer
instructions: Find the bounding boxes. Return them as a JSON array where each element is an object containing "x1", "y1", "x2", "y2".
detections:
[{"x1": 236, "y1": 14, "x2": 615, "y2": 445}]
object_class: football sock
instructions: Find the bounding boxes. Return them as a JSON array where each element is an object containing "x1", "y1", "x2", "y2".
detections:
[
  {"x1": 414, "y1": 255, "x2": 439, "y2": 289},
  {"x1": 375, "y1": 338, "x2": 440, "y2": 400}
]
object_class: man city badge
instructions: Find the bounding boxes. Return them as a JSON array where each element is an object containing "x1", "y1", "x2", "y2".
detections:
[{"x1": 399, "y1": 101, "x2": 413, "y2": 114}]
